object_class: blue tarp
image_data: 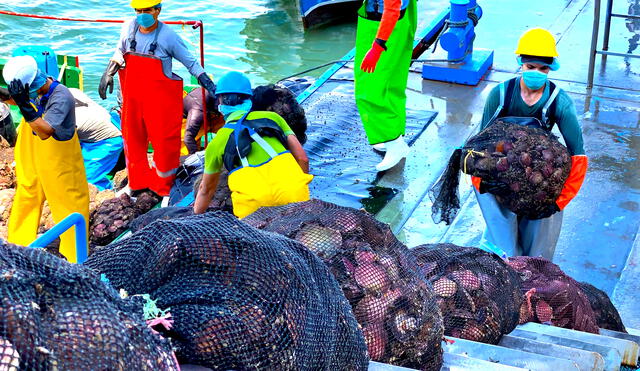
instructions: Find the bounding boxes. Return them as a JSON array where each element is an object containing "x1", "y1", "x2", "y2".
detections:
[{"x1": 81, "y1": 114, "x2": 123, "y2": 190}]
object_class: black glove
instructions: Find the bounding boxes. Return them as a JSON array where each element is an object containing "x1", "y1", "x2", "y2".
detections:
[
  {"x1": 537, "y1": 203, "x2": 561, "y2": 219},
  {"x1": 479, "y1": 179, "x2": 511, "y2": 196},
  {"x1": 8, "y1": 80, "x2": 39, "y2": 122},
  {"x1": 197, "y1": 73, "x2": 217, "y2": 98},
  {"x1": 99, "y1": 60, "x2": 120, "y2": 100},
  {"x1": 0, "y1": 87, "x2": 10, "y2": 101}
]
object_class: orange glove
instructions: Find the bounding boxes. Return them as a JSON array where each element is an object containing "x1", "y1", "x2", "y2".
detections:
[
  {"x1": 556, "y1": 155, "x2": 588, "y2": 210},
  {"x1": 361, "y1": 41, "x2": 385, "y2": 73}
]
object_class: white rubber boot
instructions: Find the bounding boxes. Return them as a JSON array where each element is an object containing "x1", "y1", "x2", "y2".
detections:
[
  {"x1": 375, "y1": 136, "x2": 409, "y2": 172},
  {"x1": 372, "y1": 143, "x2": 387, "y2": 152}
]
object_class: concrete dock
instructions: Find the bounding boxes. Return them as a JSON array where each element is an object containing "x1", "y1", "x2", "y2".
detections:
[{"x1": 369, "y1": 0, "x2": 640, "y2": 327}]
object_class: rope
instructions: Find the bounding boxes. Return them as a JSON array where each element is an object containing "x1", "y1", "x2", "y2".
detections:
[
  {"x1": 462, "y1": 149, "x2": 485, "y2": 175},
  {"x1": 0, "y1": 9, "x2": 200, "y2": 26},
  {"x1": 467, "y1": 5, "x2": 480, "y2": 26}
]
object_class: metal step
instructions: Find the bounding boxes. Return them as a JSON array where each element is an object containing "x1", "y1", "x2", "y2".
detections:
[
  {"x1": 518, "y1": 323, "x2": 639, "y2": 367},
  {"x1": 441, "y1": 352, "x2": 527, "y2": 371},
  {"x1": 510, "y1": 329, "x2": 622, "y2": 371},
  {"x1": 444, "y1": 336, "x2": 580, "y2": 370},
  {"x1": 498, "y1": 335, "x2": 605, "y2": 371},
  {"x1": 599, "y1": 328, "x2": 640, "y2": 348}
]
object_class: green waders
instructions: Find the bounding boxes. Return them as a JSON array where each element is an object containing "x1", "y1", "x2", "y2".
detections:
[{"x1": 354, "y1": 0, "x2": 418, "y2": 145}]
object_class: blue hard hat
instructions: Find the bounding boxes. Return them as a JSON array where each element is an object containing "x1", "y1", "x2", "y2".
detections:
[{"x1": 216, "y1": 71, "x2": 253, "y2": 96}]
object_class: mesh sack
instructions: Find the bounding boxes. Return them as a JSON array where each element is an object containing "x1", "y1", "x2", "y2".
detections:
[
  {"x1": 252, "y1": 84, "x2": 308, "y2": 145},
  {"x1": 507, "y1": 257, "x2": 599, "y2": 333},
  {"x1": 411, "y1": 244, "x2": 522, "y2": 344},
  {"x1": 85, "y1": 212, "x2": 368, "y2": 370},
  {"x1": 430, "y1": 120, "x2": 572, "y2": 224},
  {"x1": 130, "y1": 206, "x2": 194, "y2": 232},
  {"x1": 579, "y1": 282, "x2": 626, "y2": 332},
  {"x1": 0, "y1": 241, "x2": 178, "y2": 370},
  {"x1": 244, "y1": 199, "x2": 444, "y2": 371}
]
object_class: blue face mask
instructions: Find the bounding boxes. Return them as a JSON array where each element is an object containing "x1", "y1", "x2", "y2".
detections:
[
  {"x1": 136, "y1": 13, "x2": 156, "y2": 28},
  {"x1": 29, "y1": 70, "x2": 48, "y2": 99},
  {"x1": 219, "y1": 100, "x2": 253, "y2": 118},
  {"x1": 522, "y1": 70, "x2": 548, "y2": 90}
]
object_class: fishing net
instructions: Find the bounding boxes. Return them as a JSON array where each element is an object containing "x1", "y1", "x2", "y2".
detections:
[
  {"x1": 411, "y1": 244, "x2": 522, "y2": 344},
  {"x1": 85, "y1": 212, "x2": 368, "y2": 370},
  {"x1": 579, "y1": 282, "x2": 626, "y2": 333},
  {"x1": 89, "y1": 191, "x2": 161, "y2": 246},
  {"x1": 244, "y1": 199, "x2": 444, "y2": 371},
  {"x1": 430, "y1": 119, "x2": 571, "y2": 224},
  {"x1": 130, "y1": 206, "x2": 194, "y2": 232},
  {"x1": 506, "y1": 257, "x2": 599, "y2": 333},
  {"x1": 0, "y1": 241, "x2": 178, "y2": 370}
]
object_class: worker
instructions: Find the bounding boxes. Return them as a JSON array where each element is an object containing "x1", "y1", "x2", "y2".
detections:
[
  {"x1": 70, "y1": 88, "x2": 125, "y2": 190},
  {"x1": 473, "y1": 28, "x2": 587, "y2": 259},
  {"x1": 354, "y1": 0, "x2": 417, "y2": 171},
  {"x1": 98, "y1": 0, "x2": 217, "y2": 196},
  {"x1": 1, "y1": 55, "x2": 89, "y2": 263},
  {"x1": 193, "y1": 71, "x2": 312, "y2": 218},
  {"x1": 183, "y1": 87, "x2": 224, "y2": 154}
]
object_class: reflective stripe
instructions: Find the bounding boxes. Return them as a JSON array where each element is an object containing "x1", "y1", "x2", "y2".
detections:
[{"x1": 156, "y1": 167, "x2": 178, "y2": 178}]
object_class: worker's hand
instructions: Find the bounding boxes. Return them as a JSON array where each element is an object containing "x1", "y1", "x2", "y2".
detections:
[
  {"x1": 360, "y1": 39, "x2": 386, "y2": 73},
  {"x1": 8, "y1": 80, "x2": 39, "y2": 122},
  {"x1": 479, "y1": 179, "x2": 510, "y2": 196},
  {"x1": 537, "y1": 203, "x2": 561, "y2": 219},
  {"x1": 197, "y1": 73, "x2": 217, "y2": 98},
  {"x1": 98, "y1": 60, "x2": 120, "y2": 100}
]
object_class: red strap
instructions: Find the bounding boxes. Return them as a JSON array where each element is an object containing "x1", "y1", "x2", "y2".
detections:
[
  {"x1": 471, "y1": 176, "x2": 482, "y2": 191},
  {"x1": 556, "y1": 155, "x2": 588, "y2": 210},
  {"x1": 376, "y1": 0, "x2": 402, "y2": 41}
]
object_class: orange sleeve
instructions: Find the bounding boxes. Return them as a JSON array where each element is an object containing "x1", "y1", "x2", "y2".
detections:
[
  {"x1": 376, "y1": 0, "x2": 402, "y2": 41},
  {"x1": 472, "y1": 176, "x2": 482, "y2": 191},
  {"x1": 556, "y1": 155, "x2": 588, "y2": 210}
]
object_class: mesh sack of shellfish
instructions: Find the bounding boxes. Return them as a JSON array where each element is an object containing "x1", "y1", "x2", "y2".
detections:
[
  {"x1": 244, "y1": 199, "x2": 445, "y2": 371},
  {"x1": 411, "y1": 244, "x2": 522, "y2": 344},
  {"x1": 507, "y1": 256, "x2": 599, "y2": 333},
  {"x1": 579, "y1": 282, "x2": 626, "y2": 333},
  {"x1": 0, "y1": 241, "x2": 178, "y2": 370},
  {"x1": 430, "y1": 119, "x2": 572, "y2": 224},
  {"x1": 85, "y1": 212, "x2": 367, "y2": 370}
]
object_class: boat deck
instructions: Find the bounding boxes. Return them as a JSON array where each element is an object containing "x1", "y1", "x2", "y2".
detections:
[{"x1": 354, "y1": 0, "x2": 640, "y2": 327}]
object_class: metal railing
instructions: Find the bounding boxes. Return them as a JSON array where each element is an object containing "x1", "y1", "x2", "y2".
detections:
[{"x1": 29, "y1": 212, "x2": 88, "y2": 264}]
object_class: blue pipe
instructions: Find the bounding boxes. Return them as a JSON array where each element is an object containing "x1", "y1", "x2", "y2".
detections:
[
  {"x1": 29, "y1": 212, "x2": 88, "y2": 264},
  {"x1": 439, "y1": 0, "x2": 483, "y2": 62}
]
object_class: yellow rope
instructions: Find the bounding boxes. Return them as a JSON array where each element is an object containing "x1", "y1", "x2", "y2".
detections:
[{"x1": 462, "y1": 149, "x2": 486, "y2": 186}]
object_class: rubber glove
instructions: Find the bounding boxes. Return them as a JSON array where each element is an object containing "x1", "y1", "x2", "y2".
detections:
[
  {"x1": 99, "y1": 60, "x2": 120, "y2": 100},
  {"x1": 361, "y1": 39, "x2": 386, "y2": 73},
  {"x1": 479, "y1": 179, "x2": 511, "y2": 196},
  {"x1": 8, "y1": 80, "x2": 39, "y2": 122},
  {"x1": 555, "y1": 155, "x2": 588, "y2": 209},
  {"x1": 197, "y1": 73, "x2": 217, "y2": 98}
]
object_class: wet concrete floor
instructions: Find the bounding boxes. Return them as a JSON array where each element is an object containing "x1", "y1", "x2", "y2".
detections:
[{"x1": 371, "y1": 0, "x2": 640, "y2": 327}]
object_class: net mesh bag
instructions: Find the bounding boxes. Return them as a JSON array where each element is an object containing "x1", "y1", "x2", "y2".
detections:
[
  {"x1": 0, "y1": 241, "x2": 178, "y2": 370},
  {"x1": 579, "y1": 282, "x2": 626, "y2": 333},
  {"x1": 85, "y1": 211, "x2": 368, "y2": 370},
  {"x1": 244, "y1": 199, "x2": 444, "y2": 371},
  {"x1": 506, "y1": 257, "x2": 599, "y2": 333},
  {"x1": 410, "y1": 244, "x2": 522, "y2": 344},
  {"x1": 430, "y1": 120, "x2": 572, "y2": 224}
]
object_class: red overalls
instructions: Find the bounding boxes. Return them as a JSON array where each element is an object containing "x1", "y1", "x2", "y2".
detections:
[{"x1": 118, "y1": 23, "x2": 183, "y2": 196}]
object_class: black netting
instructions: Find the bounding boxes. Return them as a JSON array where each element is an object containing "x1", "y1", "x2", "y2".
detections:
[
  {"x1": 507, "y1": 257, "x2": 599, "y2": 333},
  {"x1": 0, "y1": 241, "x2": 178, "y2": 370},
  {"x1": 252, "y1": 84, "x2": 308, "y2": 145},
  {"x1": 89, "y1": 191, "x2": 161, "y2": 246},
  {"x1": 430, "y1": 120, "x2": 572, "y2": 224},
  {"x1": 85, "y1": 212, "x2": 368, "y2": 370},
  {"x1": 244, "y1": 199, "x2": 444, "y2": 371},
  {"x1": 579, "y1": 282, "x2": 626, "y2": 333},
  {"x1": 129, "y1": 206, "x2": 194, "y2": 233},
  {"x1": 411, "y1": 244, "x2": 522, "y2": 344}
]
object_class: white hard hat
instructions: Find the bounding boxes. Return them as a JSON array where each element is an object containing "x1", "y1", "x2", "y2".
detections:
[{"x1": 2, "y1": 55, "x2": 38, "y2": 86}]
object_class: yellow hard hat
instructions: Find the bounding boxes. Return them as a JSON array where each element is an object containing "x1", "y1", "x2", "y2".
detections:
[
  {"x1": 130, "y1": 0, "x2": 161, "y2": 9},
  {"x1": 515, "y1": 28, "x2": 559, "y2": 58}
]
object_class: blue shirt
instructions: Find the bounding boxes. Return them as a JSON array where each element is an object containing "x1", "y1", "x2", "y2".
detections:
[{"x1": 112, "y1": 19, "x2": 205, "y2": 79}]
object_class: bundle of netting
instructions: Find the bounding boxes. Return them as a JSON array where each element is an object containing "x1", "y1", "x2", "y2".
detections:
[
  {"x1": 579, "y1": 282, "x2": 626, "y2": 333},
  {"x1": 0, "y1": 241, "x2": 178, "y2": 370},
  {"x1": 244, "y1": 199, "x2": 444, "y2": 371},
  {"x1": 410, "y1": 244, "x2": 522, "y2": 344},
  {"x1": 85, "y1": 212, "x2": 368, "y2": 370},
  {"x1": 252, "y1": 84, "x2": 308, "y2": 144},
  {"x1": 430, "y1": 120, "x2": 572, "y2": 224},
  {"x1": 507, "y1": 256, "x2": 599, "y2": 333}
]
